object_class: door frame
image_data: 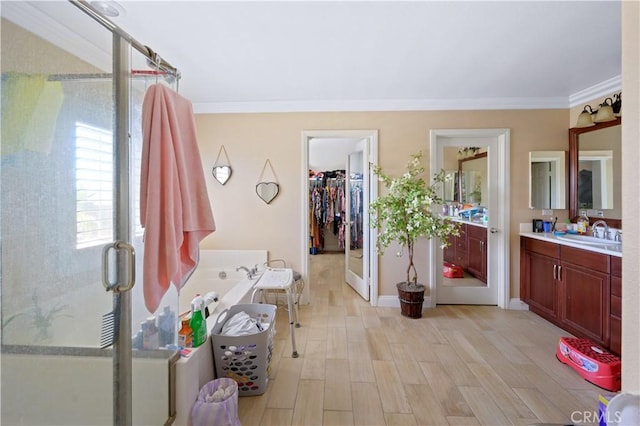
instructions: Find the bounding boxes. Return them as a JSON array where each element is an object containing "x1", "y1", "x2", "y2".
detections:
[
  {"x1": 429, "y1": 128, "x2": 511, "y2": 309},
  {"x1": 301, "y1": 130, "x2": 379, "y2": 306}
]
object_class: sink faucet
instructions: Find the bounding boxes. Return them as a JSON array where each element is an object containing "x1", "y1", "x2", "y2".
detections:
[
  {"x1": 591, "y1": 220, "x2": 609, "y2": 239},
  {"x1": 236, "y1": 266, "x2": 253, "y2": 279}
]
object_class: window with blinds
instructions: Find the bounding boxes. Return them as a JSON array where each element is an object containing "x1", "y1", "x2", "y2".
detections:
[{"x1": 75, "y1": 122, "x2": 113, "y2": 249}]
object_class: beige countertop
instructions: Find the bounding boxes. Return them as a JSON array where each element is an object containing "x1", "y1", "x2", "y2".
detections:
[{"x1": 520, "y1": 231, "x2": 622, "y2": 257}]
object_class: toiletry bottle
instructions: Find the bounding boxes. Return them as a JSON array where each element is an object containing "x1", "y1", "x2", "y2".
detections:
[
  {"x1": 190, "y1": 295, "x2": 207, "y2": 347},
  {"x1": 142, "y1": 316, "x2": 159, "y2": 350},
  {"x1": 158, "y1": 305, "x2": 176, "y2": 347},
  {"x1": 178, "y1": 317, "x2": 193, "y2": 348},
  {"x1": 577, "y1": 214, "x2": 589, "y2": 235}
]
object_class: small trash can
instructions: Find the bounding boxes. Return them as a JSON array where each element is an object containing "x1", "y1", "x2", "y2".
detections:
[{"x1": 190, "y1": 378, "x2": 240, "y2": 426}]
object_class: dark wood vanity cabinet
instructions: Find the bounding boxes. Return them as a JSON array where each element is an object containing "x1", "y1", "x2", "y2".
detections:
[
  {"x1": 521, "y1": 238, "x2": 560, "y2": 320},
  {"x1": 443, "y1": 223, "x2": 487, "y2": 283},
  {"x1": 466, "y1": 224, "x2": 487, "y2": 283},
  {"x1": 558, "y1": 246, "x2": 610, "y2": 347},
  {"x1": 443, "y1": 234, "x2": 456, "y2": 265},
  {"x1": 443, "y1": 227, "x2": 467, "y2": 266},
  {"x1": 520, "y1": 236, "x2": 619, "y2": 352},
  {"x1": 610, "y1": 256, "x2": 622, "y2": 355}
]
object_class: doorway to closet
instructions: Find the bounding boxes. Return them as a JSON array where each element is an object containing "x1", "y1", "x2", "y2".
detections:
[{"x1": 301, "y1": 130, "x2": 379, "y2": 306}]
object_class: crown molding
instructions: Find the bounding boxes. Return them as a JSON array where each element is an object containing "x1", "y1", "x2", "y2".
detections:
[
  {"x1": 192, "y1": 96, "x2": 570, "y2": 114},
  {"x1": 569, "y1": 75, "x2": 622, "y2": 108}
]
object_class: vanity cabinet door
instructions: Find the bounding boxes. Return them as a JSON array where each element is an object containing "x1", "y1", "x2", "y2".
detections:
[
  {"x1": 523, "y1": 250, "x2": 559, "y2": 322},
  {"x1": 467, "y1": 225, "x2": 487, "y2": 283},
  {"x1": 443, "y1": 233, "x2": 456, "y2": 264},
  {"x1": 558, "y1": 261, "x2": 610, "y2": 348}
]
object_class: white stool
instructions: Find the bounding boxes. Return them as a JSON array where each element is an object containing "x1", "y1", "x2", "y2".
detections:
[
  {"x1": 251, "y1": 267, "x2": 299, "y2": 358},
  {"x1": 262, "y1": 260, "x2": 303, "y2": 327}
]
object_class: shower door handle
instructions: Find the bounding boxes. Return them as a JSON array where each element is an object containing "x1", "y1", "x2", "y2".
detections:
[{"x1": 102, "y1": 241, "x2": 136, "y2": 293}]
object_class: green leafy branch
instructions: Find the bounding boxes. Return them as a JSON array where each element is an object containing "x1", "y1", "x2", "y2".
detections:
[{"x1": 369, "y1": 151, "x2": 460, "y2": 286}]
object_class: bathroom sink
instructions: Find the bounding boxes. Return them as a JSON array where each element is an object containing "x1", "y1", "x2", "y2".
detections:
[{"x1": 556, "y1": 234, "x2": 621, "y2": 246}]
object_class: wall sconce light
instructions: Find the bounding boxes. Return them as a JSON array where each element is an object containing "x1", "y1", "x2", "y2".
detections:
[
  {"x1": 612, "y1": 92, "x2": 622, "y2": 117},
  {"x1": 576, "y1": 105, "x2": 595, "y2": 128},
  {"x1": 575, "y1": 92, "x2": 621, "y2": 128},
  {"x1": 457, "y1": 147, "x2": 481, "y2": 159},
  {"x1": 593, "y1": 98, "x2": 615, "y2": 123}
]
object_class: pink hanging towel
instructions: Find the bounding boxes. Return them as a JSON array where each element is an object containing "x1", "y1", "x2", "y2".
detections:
[{"x1": 140, "y1": 83, "x2": 215, "y2": 313}]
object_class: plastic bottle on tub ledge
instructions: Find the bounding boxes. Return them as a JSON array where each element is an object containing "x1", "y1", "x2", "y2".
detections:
[
  {"x1": 178, "y1": 317, "x2": 193, "y2": 348},
  {"x1": 190, "y1": 295, "x2": 207, "y2": 347},
  {"x1": 158, "y1": 305, "x2": 176, "y2": 347}
]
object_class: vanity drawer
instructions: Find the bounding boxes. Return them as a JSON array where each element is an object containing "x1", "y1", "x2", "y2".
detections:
[
  {"x1": 560, "y1": 246, "x2": 609, "y2": 274},
  {"x1": 610, "y1": 316, "x2": 622, "y2": 356},
  {"x1": 611, "y1": 256, "x2": 622, "y2": 277},
  {"x1": 611, "y1": 294, "x2": 622, "y2": 317},
  {"x1": 611, "y1": 275, "x2": 622, "y2": 297},
  {"x1": 524, "y1": 238, "x2": 559, "y2": 258}
]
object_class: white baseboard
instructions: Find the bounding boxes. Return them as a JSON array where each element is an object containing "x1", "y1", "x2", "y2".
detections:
[
  {"x1": 378, "y1": 295, "x2": 528, "y2": 311},
  {"x1": 509, "y1": 298, "x2": 530, "y2": 310},
  {"x1": 376, "y1": 295, "x2": 432, "y2": 308},
  {"x1": 376, "y1": 295, "x2": 399, "y2": 308}
]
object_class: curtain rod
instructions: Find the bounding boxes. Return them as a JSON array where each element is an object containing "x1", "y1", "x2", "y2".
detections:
[{"x1": 68, "y1": 0, "x2": 180, "y2": 80}]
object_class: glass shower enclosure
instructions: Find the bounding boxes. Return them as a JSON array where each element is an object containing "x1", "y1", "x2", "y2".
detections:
[{"x1": 2, "y1": 2, "x2": 180, "y2": 424}]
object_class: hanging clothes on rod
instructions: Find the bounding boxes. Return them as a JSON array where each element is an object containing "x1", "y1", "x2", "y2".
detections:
[{"x1": 309, "y1": 170, "x2": 346, "y2": 252}]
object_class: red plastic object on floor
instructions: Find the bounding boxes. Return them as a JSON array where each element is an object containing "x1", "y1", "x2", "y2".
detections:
[
  {"x1": 556, "y1": 337, "x2": 621, "y2": 392},
  {"x1": 443, "y1": 262, "x2": 464, "y2": 278}
]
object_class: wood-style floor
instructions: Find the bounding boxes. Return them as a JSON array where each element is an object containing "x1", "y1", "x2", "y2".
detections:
[{"x1": 238, "y1": 253, "x2": 605, "y2": 426}]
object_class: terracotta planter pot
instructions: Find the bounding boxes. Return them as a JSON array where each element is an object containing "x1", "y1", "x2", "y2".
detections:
[{"x1": 396, "y1": 282, "x2": 425, "y2": 319}]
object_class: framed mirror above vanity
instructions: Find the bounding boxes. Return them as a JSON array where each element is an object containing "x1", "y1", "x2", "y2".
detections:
[
  {"x1": 528, "y1": 151, "x2": 567, "y2": 209},
  {"x1": 442, "y1": 151, "x2": 488, "y2": 204},
  {"x1": 569, "y1": 117, "x2": 621, "y2": 228}
]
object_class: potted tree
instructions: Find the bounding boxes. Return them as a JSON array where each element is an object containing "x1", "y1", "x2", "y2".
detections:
[{"x1": 369, "y1": 151, "x2": 460, "y2": 318}]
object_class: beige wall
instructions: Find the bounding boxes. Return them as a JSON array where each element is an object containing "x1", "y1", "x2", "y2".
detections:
[
  {"x1": 621, "y1": 0, "x2": 639, "y2": 394},
  {"x1": 195, "y1": 109, "x2": 568, "y2": 299}
]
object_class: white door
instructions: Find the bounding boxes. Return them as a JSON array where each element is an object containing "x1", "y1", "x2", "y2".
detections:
[
  {"x1": 430, "y1": 129, "x2": 510, "y2": 307},
  {"x1": 531, "y1": 162, "x2": 551, "y2": 208},
  {"x1": 345, "y1": 142, "x2": 370, "y2": 300}
]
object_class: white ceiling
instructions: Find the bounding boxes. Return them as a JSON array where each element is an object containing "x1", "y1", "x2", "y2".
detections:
[{"x1": 3, "y1": 1, "x2": 622, "y2": 114}]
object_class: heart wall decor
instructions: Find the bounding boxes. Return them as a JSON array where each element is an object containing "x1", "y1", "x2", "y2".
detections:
[
  {"x1": 212, "y1": 145, "x2": 232, "y2": 185},
  {"x1": 212, "y1": 165, "x2": 232, "y2": 185},
  {"x1": 256, "y1": 182, "x2": 279, "y2": 204}
]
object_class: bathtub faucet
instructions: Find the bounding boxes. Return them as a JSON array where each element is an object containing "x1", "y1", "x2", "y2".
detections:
[{"x1": 236, "y1": 265, "x2": 253, "y2": 279}]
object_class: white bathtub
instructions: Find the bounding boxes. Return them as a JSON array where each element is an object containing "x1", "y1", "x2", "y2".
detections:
[
  {"x1": 174, "y1": 249, "x2": 267, "y2": 426},
  {"x1": 178, "y1": 268, "x2": 253, "y2": 317}
]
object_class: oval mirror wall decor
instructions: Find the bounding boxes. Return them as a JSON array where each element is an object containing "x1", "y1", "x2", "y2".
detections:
[
  {"x1": 256, "y1": 159, "x2": 280, "y2": 204},
  {"x1": 211, "y1": 145, "x2": 232, "y2": 185}
]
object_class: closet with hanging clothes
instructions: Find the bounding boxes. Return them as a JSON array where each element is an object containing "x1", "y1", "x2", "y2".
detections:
[{"x1": 309, "y1": 170, "x2": 346, "y2": 253}]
